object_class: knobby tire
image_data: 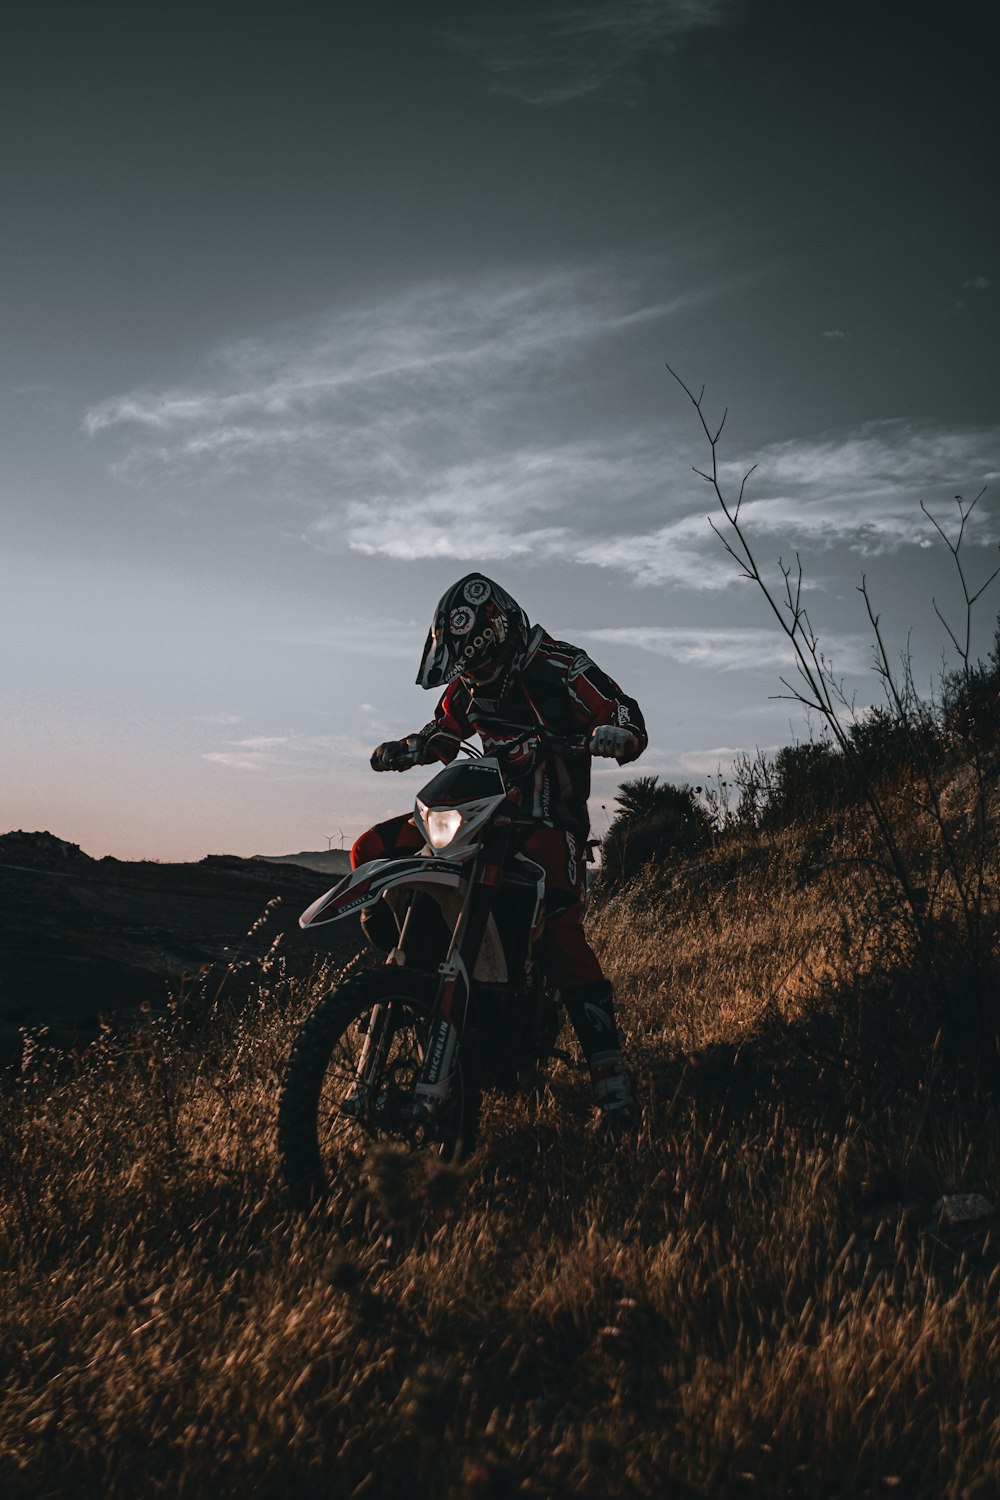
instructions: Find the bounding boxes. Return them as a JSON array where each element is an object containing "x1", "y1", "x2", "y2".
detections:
[{"x1": 277, "y1": 968, "x2": 479, "y2": 1210}]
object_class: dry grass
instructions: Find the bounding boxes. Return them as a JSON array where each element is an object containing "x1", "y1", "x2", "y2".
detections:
[{"x1": 3, "y1": 820, "x2": 1000, "y2": 1499}]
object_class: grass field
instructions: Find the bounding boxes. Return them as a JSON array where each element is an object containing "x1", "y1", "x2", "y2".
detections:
[{"x1": 2, "y1": 792, "x2": 999, "y2": 1498}]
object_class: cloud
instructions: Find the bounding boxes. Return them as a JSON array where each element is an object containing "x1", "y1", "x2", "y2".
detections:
[
  {"x1": 331, "y1": 503, "x2": 734, "y2": 589},
  {"x1": 442, "y1": 0, "x2": 736, "y2": 106},
  {"x1": 203, "y1": 752, "x2": 268, "y2": 773},
  {"x1": 725, "y1": 423, "x2": 996, "y2": 494},
  {"x1": 821, "y1": 329, "x2": 847, "y2": 340},
  {"x1": 84, "y1": 258, "x2": 722, "y2": 520},
  {"x1": 265, "y1": 619, "x2": 419, "y2": 659},
  {"x1": 713, "y1": 422, "x2": 1000, "y2": 557},
  {"x1": 329, "y1": 440, "x2": 676, "y2": 567},
  {"x1": 345, "y1": 414, "x2": 997, "y2": 590},
  {"x1": 85, "y1": 266, "x2": 998, "y2": 595},
  {"x1": 572, "y1": 625, "x2": 872, "y2": 674},
  {"x1": 202, "y1": 731, "x2": 370, "y2": 776},
  {"x1": 85, "y1": 265, "x2": 690, "y2": 445},
  {"x1": 963, "y1": 276, "x2": 991, "y2": 291},
  {"x1": 82, "y1": 254, "x2": 738, "y2": 585},
  {"x1": 231, "y1": 736, "x2": 292, "y2": 751}
]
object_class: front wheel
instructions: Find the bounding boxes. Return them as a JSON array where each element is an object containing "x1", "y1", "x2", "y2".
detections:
[{"x1": 277, "y1": 968, "x2": 479, "y2": 1209}]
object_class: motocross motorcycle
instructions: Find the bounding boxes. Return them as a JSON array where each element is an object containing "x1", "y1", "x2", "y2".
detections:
[{"x1": 277, "y1": 731, "x2": 587, "y2": 1206}]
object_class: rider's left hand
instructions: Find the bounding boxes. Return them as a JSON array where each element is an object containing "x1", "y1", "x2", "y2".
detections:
[{"x1": 590, "y1": 726, "x2": 638, "y2": 758}]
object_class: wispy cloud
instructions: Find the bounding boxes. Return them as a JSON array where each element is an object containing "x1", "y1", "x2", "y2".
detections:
[
  {"x1": 85, "y1": 266, "x2": 998, "y2": 596},
  {"x1": 203, "y1": 751, "x2": 269, "y2": 773},
  {"x1": 353, "y1": 417, "x2": 997, "y2": 590},
  {"x1": 231, "y1": 736, "x2": 292, "y2": 751},
  {"x1": 963, "y1": 276, "x2": 991, "y2": 291},
  {"x1": 330, "y1": 441, "x2": 674, "y2": 569},
  {"x1": 714, "y1": 423, "x2": 1000, "y2": 556},
  {"x1": 264, "y1": 618, "x2": 418, "y2": 659},
  {"x1": 442, "y1": 0, "x2": 736, "y2": 106},
  {"x1": 82, "y1": 255, "x2": 735, "y2": 582},
  {"x1": 84, "y1": 260, "x2": 718, "y2": 527},
  {"x1": 565, "y1": 422, "x2": 997, "y2": 587},
  {"x1": 821, "y1": 329, "x2": 848, "y2": 340},
  {"x1": 724, "y1": 422, "x2": 997, "y2": 495},
  {"x1": 203, "y1": 731, "x2": 370, "y2": 776},
  {"x1": 85, "y1": 265, "x2": 690, "y2": 445},
  {"x1": 571, "y1": 625, "x2": 872, "y2": 674}
]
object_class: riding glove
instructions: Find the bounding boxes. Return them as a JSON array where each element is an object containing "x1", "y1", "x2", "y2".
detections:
[
  {"x1": 370, "y1": 740, "x2": 417, "y2": 772},
  {"x1": 590, "y1": 725, "x2": 638, "y2": 758}
]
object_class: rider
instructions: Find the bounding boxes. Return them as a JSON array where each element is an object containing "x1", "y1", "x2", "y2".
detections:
[{"x1": 356, "y1": 573, "x2": 647, "y2": 1129}]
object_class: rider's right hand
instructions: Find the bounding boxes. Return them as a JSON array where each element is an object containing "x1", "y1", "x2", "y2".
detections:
[{"x1": 371, "y1": 740, "x2": 416, "y2": 772}]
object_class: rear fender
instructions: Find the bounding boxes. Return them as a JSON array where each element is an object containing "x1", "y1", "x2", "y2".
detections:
[{"x1": 299, "y1": 856, "x2": 465, "y2": 929}]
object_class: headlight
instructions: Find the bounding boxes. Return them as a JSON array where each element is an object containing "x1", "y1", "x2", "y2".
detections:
[{"x1": 421, "y1": 806, "x2": 464, "y2": 849}]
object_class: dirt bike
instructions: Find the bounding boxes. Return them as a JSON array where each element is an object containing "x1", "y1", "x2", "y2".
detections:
[{"x1": 277, "y1": 731, "x2": 589, "y2": 1206}]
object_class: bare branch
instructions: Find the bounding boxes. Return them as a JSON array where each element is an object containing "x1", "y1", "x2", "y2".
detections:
[
  {"x1": 920, "y1": 499, "x2": 955, "y2": 554},
  {"x1": 931, "y1": 596, "x2": 965, "y2": 658},
  {"x1": 734, "y1": 463, "x2": 757, "y2": 521},
  {"x1": 968, "y1": 561, "x2": 1000, "y2": 606}
]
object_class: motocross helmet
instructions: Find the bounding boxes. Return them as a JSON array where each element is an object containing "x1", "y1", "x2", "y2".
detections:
[{"x1": 417, "y1": 574, "x2": 530, "y2": 691}]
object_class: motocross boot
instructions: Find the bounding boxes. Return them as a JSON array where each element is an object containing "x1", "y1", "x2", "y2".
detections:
[{"x1": 561, "y1": 980, "x2": 636, "y2": 1131}]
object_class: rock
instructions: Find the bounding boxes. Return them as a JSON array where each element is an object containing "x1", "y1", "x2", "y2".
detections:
[
  {"x1": 932, "y1": 1193, "x2": 994, "y2": 1225},
  {"x1": 0, "y1": 830, "x2": 93, "y2": 867}
]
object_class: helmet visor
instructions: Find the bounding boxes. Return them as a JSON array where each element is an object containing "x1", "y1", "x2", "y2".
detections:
[{"x1": 416, "y1": 614, "x2": 452, "y2": 689}]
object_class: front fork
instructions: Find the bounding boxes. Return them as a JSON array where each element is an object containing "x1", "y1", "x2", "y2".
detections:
[
  {"x1": 411, "y1": 831, "x2": 511, "y2": 1119},
  {"x1": 345, "y1": 993, "x2": 458, "y2": 1125},
  {"x1": 342, "y1": 1002, "x2": 392, "y2": 1118}
]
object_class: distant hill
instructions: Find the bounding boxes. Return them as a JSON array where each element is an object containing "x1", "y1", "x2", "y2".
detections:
[
  {"x1": 251, "y1": 849, "x2": 352, "y2": 876},
  {"x1": 0, "y1": 833, "x2": 359, "y2": 1043},
  {"x1": 0, "y1": 829, "x2": 94, "y2": 867}
]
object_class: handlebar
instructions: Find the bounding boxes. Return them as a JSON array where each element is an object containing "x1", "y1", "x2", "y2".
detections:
[{"x1": 484, "y1": 728, "x2": 591, "y2": 763}]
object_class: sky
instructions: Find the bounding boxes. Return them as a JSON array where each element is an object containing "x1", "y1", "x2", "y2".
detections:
[{"x1": 3, "y1": 0, "x2": 998, "y2": 861}]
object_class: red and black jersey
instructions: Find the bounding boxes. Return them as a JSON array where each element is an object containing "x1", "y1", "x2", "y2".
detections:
[{"x1": 403, "y1": 627, "x2": 647, "y2": 837}]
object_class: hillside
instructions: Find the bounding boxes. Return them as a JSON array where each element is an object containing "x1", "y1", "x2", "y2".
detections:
[
  {"x1": 0, "y1": 831, "x2": 357, "y2": 1051},
  {"x1": 251, "y1": 848, "x2": 353, "y2": 876},
  {"x1": 1, "y1": 723, "x2": 998, "y2": 1497}
]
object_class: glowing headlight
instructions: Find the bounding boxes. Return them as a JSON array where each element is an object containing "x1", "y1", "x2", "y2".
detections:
[{"x1": 421, "y1": 806, "x2": 464, "y2": 849}]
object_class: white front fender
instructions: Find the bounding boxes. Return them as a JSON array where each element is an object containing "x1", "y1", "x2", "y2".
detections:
[{"x1": 299, "y1": 856, "x2": 465, "y2": 929}]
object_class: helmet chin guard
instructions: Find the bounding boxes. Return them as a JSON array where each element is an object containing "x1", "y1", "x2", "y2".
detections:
[{"x1": 417, "y1": 574, "x2": 529, "y2": 691}]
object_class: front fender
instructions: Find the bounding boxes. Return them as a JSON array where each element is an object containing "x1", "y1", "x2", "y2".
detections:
[{"x1": 299, "y1": 855, "x2": 466, "y2": 929}]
